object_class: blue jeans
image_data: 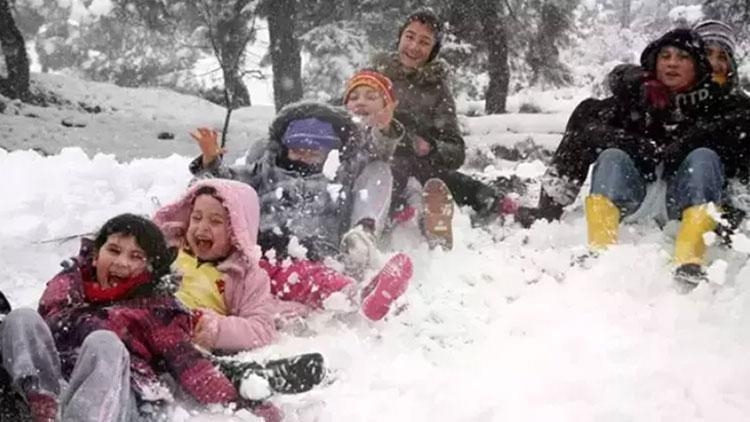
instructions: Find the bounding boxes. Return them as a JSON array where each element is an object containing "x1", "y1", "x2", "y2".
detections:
[{"x1": 590, "y1": 148, "x2": 724, "y2": 220}]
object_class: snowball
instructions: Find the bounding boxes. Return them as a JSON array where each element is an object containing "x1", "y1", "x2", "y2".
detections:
[
  {"x1": 322, "y1": 149, "x2": 340, "y2": 180},
  {"x1": 731, "y1": 233, "x2": 750, "y2": 254},
  {"x1": 239, "y1": 374, "x2": 272, "y2": 400},
  {"x1": 322, "y1": 291, "x2": 354, "y2": 312},
  {"x1": 327, "y1": 183, "x2": 343, "y2": 202},
  {"x1": 287, "y1": 236, "x2": 308, "y2": 259},
  {"x1": 707, "y1": 259, "x2": 728, "y2": 286},
  {"x1": 702, "y1": 231, "x2": 717, "y2": 247}
]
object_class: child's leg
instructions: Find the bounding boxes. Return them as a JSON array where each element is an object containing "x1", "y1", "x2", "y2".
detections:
[
  {"x1": 1, "y1": 308, "x2": 62, "y2": 396},
  {"x1": 1, "y1": 308, "x2": 62, "y2": 421},
  {"x1": 350, "y1": 160, "x2": 394, "y2": 236},
  {"x1": 59, "y1": 330, "x2": 133, "y2": 422},
  {"x1": 261, "y1": 259, "x2": 354, "y2": 308}
]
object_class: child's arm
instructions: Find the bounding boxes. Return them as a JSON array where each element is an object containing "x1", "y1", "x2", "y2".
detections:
[
  {"x1": 187, "y1": 128, "x2": 263, "y2": 188},
  {"x1": 147, "y1": 312, "x2": 238, "y2": 405},
  {"x1": 38, "y1": 269, "x2": 81, "y2": 319},
  {"x1": 197, "y1": 267, "x2": 277, "y2": 352}
]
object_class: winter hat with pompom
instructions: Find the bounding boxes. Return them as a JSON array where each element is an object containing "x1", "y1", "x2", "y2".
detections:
[
  {"x1": 693, "y1": 19, "x2": 736, "y2": 58},
  {"x1": 343, "y1": 70, "x2": 396, "y2": 106}
]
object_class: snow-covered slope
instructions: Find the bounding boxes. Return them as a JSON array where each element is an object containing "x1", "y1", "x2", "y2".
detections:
[{"x1": 2, "y1": 75, "x2": 750, "y2": 422}]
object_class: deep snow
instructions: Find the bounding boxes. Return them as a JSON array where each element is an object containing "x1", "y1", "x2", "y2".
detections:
[{"x1": 2, "y1": 75, "x2": 750, "y2": 421}]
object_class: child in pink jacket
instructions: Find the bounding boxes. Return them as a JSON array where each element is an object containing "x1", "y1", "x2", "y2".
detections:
[{"x1": 153, "y1": 179, "x2": 303, "y2": 353}]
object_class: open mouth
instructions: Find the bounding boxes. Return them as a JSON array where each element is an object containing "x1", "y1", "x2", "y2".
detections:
[
  {"x1": 194, "y1": 237, "x2": 214, "y2": 251},
  {"x1": 108, "y1": 274, "x2": 126, "y2": 286},
  {"x1": 404, "y1": 53, "x2": 421, "y2": 61}
]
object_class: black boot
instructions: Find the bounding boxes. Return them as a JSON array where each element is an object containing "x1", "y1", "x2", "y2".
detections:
[
  {"x1": 218, "y1": 352, "x2": 325, "y2": 395},
  {"x1": 674, "y1": 263, "x2": 707, "y2": 293}
]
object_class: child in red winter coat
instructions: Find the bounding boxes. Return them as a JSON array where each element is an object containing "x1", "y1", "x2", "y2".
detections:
[{"x1": 0, "y1": 214, "x2": 240, "y2": 422}]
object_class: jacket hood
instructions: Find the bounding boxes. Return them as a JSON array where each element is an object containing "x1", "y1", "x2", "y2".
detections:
[
  {"x1": 268, "y1": 101, "x2": 360, "y2": 150},
  {"x1": 372, "y1": 52, "x2": 450, "y2": 86},
  {"x1": 153, "y1": 179, "x2": 262, "y2": 266},
  {"x1": 640, "y1": 28, "x2": 712, "y2": 85}
]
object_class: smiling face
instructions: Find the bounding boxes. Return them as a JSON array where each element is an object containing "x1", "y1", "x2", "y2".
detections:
[
  {"x1": 187, "y1": 194, "x2": 233, "y2": 261},
  {"x1": 346, "y1": 85, "x2": 387, "y2": 119},
  {"x1": 398, "y1": 21, "x2": 436, "y2": 69},
  {"x1": 93, "y1": 233, "x2": 148, "y2": 289},
  {"x1": 705, "y1": 43, "x2": 730, "y2": 82},
  {"x1": 655, "y1": 46, "x2": 697, "y2": 92}
]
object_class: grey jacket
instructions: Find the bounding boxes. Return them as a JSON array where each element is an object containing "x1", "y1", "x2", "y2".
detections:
[{"x1": 191, "y1": 101, "x2": 375, "y2": 260}]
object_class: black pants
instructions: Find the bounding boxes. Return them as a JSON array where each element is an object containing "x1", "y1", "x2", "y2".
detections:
[{"x1": 391, "y1": 154, "x2": 496, "y2": 214}]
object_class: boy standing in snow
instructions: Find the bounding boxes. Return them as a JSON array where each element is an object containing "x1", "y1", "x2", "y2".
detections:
[{"x1": 189, "y1": 101, "x2": 412, "y2": 321}]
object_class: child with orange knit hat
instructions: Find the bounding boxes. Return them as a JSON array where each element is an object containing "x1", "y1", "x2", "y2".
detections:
[
  {"x1": 342, "y1": 69, "x2": 452, "y2": 252},
  {"x1": 338, "y1": 69, "x2": 412, "y2": 274},
  {"x1": 343, "y1": 69, "x2": 405, "y2": 161}
]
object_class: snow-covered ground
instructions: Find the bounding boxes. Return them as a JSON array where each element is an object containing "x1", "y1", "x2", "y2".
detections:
[{"x1": 2, "y1": 75, "x2": 750, "y2": 421}]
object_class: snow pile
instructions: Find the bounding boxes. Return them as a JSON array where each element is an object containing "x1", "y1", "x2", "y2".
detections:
[{"x1": 3, "y1": 147, "x2": 750, "y2": 421}]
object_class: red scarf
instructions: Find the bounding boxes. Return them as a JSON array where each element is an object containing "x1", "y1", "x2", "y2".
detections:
[{"x1": 81, "y1": 265, "x2": 153, "y2": 303}]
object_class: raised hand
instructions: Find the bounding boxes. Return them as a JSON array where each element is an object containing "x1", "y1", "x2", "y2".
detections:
[
  {"x1": 190, "y1": 127, "x2": 225, "y2": 167},
  {"x1": 369, "y1": 100, "x2": 399, "y2": 131}
]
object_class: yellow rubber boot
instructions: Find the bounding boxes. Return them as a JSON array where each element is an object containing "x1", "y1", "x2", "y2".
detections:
[
  {"x1": 674, "y1": 205, "x2": 717, "y2": 266},
  {"x1": 585, "y1": 194, "x2": 620, "y2": 250}
]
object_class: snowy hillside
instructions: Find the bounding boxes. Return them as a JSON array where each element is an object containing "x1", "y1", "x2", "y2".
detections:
[{"x1": 3, "y1": 76, "x2": 750, "y2": 421}]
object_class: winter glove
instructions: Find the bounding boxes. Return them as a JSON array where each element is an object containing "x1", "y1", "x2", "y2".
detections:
[
  {"x1": 515, "y1": 192, "x2": 565, "y2": 228},
  {"x1": 515, "y1": 205, "x2": 563, "y2": 228}
]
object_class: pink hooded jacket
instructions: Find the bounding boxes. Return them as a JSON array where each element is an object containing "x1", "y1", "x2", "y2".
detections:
[{"x1": 153, "y1": 179, "x2": 302, "y2": 352}]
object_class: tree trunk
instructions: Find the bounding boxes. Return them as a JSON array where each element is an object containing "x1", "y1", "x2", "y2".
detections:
[
  {"x1": 481, "y1": 0, "x2": 509, "y2": 114},
  {"x1": 267, "y1": 0, "x2": 302, "y2": 111},
  {"x1": 0, "y1": 0, "x2": 30, "y2": 101},
  {"x1": 215, "y1": 9, "x2": 252, "y2": 108},
  {"x1": 620, "y1": 0, "x2": 631, "y2": 28}
]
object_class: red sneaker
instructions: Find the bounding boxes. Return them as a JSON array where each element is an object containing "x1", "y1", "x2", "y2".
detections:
[{"x1": 361, "y1": 253, "x2": 413, "y2": 321}]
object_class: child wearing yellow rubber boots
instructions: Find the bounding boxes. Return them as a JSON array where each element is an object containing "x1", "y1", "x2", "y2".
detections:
[{"x1": 583, "y1": 29, "x2": 730, "y2": 289}]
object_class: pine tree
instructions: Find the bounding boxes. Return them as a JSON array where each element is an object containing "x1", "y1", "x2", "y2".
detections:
[{"x1": 0, "y1": 0, "x2": 30, "y2": 100}]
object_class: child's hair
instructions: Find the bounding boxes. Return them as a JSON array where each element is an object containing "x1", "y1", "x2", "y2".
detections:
[
  {"x1": 94, "y1": 213, "x2": 175, "y2": 278},
  {"x1": 192, "y1": 185, "x2": 221, "y2": 202},
  {"x1": 398, "y1": 9, "x2": 443, "y2": 62}
]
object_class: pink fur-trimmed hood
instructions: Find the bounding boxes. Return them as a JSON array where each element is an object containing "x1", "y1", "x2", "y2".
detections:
[
  {"x1": 154, "y1": 179, "x2": 309, "y2": 352},
  {"x1": 153, "y1": 179, "x2": 262, "y2": 265}
]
